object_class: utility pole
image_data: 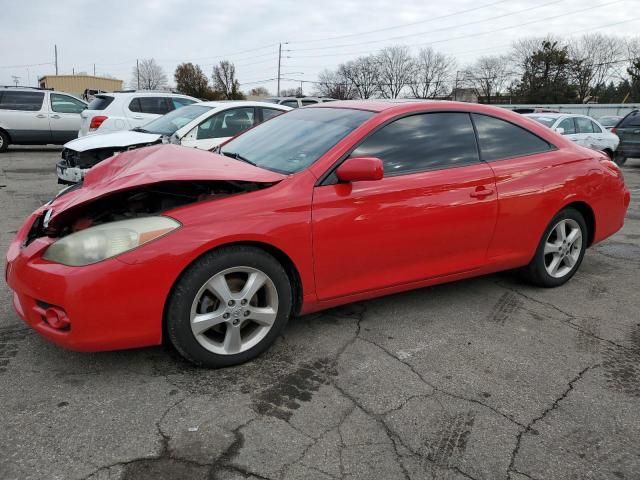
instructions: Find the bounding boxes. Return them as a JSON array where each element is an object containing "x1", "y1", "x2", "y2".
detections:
[
  {"x1": 11, "y1": 75, "x2": 20, "y2": 87},
  {"x1": 54, "y1": 44, "x2": 58, "y2": 75},
  {"x1": 93, "y1": 64, "x2": 96, "y2": 76},
  {"x1": 277, "y1": 43, "x2": 282, "y2": 96},
  {"x1": 137, "y1": 59, "x2": 140, "y2": 90}
]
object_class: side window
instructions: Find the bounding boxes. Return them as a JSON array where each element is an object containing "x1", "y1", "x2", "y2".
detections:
[
  {"x1": 557, "y1": 117, "x2": 576, "y2": 135},
  {"x1": 620, "y1": 111, "x2": 640, "y2": 127},
  {"x1": 51, "y1": 94, "x2": 86, "y2": 114},
  {"x1": 172, "y1": 97, "x2": 196, "y2": 109},
  {"x1": 0, "y1": 91, "x2": 44, "y2": 111},
  {"x1": 281, "y1": 100, "x2": 299, "y2": 108},
  {"x1": 590, "y1": 120, "x2": 602, "y2": 133},
  {"x1": 301, "y1": 99, "x2": 318, "y2": 106},
  {"x1": 130, "y1": 97, "x2": 170, "y2": 115},
  {"x1": 575, "y1": 117, "x2": 594, "y2": 134},
  {"x1": 195, "y1": 107, "x2": 255, "y2": 140},
  {"x1": 261, "y1": 108, "x2": 285, "y2": 122},
  {"x1": 472, "y1": 114, "x2": 552, "y2": 162},
  {"x1": 349, "y1": 112, "x2": 479, "y2": 176}
]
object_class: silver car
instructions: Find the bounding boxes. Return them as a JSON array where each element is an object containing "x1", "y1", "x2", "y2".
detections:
[{"x1": 0, "y1": 86, "x2": 87, "y2": 152}]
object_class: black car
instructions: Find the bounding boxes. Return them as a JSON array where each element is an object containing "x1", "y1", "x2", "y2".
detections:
[{"x1": 612, "y1": 110, "x2": 640, "y2": 165}]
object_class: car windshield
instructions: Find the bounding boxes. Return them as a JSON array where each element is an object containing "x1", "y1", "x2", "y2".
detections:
[
  {"x1": 527, "y1": 115, "x2": 557, "y2": 128},
  {"x1": 141, "y1": 105, "x2": 212, "y2": 135},
  {"x1": 220, "y1": 107, "x2": 374, "y2": 174}
]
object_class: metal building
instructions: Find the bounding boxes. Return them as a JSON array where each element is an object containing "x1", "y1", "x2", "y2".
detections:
[{"x1": 38, "y1": 75, "x2": 123, "y2": 98}]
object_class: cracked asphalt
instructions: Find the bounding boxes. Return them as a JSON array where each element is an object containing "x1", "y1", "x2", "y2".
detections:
[{"x1": 1, "y1": 146, "x2": 639, "y2": 480}]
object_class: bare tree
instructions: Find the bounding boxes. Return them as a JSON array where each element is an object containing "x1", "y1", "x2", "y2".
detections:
[
  {"x1": 174, "y1": 62, "x2": 211, "y2": 98},
  {"x1": 131, "y1": 59, "x2": 167, "y2": 90},
  {"x1": 340, "y1": 56, "x2": 380, "y2": 99},
  {"x1": 463, "y1": 55, "x2": 511, "y2": 104},
  {"x1": 409, "y1": 48, "x2": 456, "y2": 99},
  {"x1": 376, "y1": 46, "x2": 414, "y2": 99},
  {"x1": 248, "y1": 86, "x2": 271, "y2": 97},
  {"x1": 315, "y1": 69, "x2": 356, "y2": 100},
  {"x1": 212, "y1": 60, "x2": 244, "y2": 99},
  {"x1": 569, "y1": 34, "x2": 623, "y2": 102}
]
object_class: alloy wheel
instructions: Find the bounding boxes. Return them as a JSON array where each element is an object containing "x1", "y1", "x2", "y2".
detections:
[
  {"x1": 189, "y1": 266, "x2": 279, "y2": 355},
  {"x1": 543, "y1": 218, "x2": 583, "y2": 278}
]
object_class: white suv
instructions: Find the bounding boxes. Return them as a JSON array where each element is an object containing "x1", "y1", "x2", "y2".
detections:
[
  {"x1": 0, "y1": 86, "x2": 87, "y2": 152},
  {"x1": 79, "y1": 91, "x2": 199, "y2": 137}
]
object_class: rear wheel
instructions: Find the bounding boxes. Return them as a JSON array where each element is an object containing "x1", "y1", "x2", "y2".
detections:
[
  {"x1": 0, "y1": 130, "x2": 9, "y2": 152},
  {"x1": 166, "y1": 246, "x2": 292, "y2": 367},
  {"x1": 522, "y1": 208, "x2": 587, "y2": 287}
]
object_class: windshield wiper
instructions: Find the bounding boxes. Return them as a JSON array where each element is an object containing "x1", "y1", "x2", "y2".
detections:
[
  {"x1": 131, "y1": 127, "x2": 150, "y2": 133},
  {"x1": 222, "y1": 151, "x2": 257, "y2": 166}
]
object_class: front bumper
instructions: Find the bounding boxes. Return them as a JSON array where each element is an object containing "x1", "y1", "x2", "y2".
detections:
[
  {"x1": 56, "y1": 162, "x2": 86, "y2": 185},
  {"x1": 5, "y1": 215, "x2": 177, "y2": 352}
]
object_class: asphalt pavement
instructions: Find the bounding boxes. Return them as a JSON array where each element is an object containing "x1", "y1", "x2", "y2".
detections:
[{"x1": 1, "y1": 146, "x2": 639, "y2": 480}]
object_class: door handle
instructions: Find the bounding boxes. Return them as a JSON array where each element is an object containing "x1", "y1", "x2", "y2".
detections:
[
  {"x1": 133, "y1": 115, "x2": 144, "y2": 119},
  {"x1": 50, "y1": 114, "x2": 61, "y2": 119},
  {"x1": 470, "y1": 186, "x2": 494, "y2": 199},
  {"x1": 36, "y1": 114, "x2": 46, "y2": 118}
]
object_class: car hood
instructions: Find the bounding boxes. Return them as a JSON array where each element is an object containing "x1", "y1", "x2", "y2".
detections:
[
  {"x1": 46, "y1": 144, "x2": 285, "y2": 225},
  {"x1": 65, "y1": 130, "x2": 163, "y2": 152}
]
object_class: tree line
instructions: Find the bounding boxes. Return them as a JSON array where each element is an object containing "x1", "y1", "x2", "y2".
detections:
[{"x1": 130, "y1": 34, "x2": 640, "y2": 104}]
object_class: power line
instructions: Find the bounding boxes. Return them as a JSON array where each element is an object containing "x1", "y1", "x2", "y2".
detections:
[
  {"x1": 289, "y1": 0, "x2": 565, "y2": 52},
  {"x1": 0, "y1": 61, "x2": 54, "y2": 69},
  {"x1": 288, "y1": 0, "x2": 512, "y2": 45}
]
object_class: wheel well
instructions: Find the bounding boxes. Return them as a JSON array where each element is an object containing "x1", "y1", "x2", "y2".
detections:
[
  {"x1": 603, "y1": 148, "x2": 613, "y2": 158},
  {"x1": 565, "y1": 201, "x2": 595, "y2": 246},
  {"x1": 162, "y1": 241, "x2": 304, "y2": 342},
  {"x1": 0, "y1": 127, "x2": 11, "y2": 142}
]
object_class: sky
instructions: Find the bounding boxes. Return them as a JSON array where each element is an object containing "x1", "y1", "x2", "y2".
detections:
[{"x1": 1, "y1": 0, "x2": 639, "y2": 95}]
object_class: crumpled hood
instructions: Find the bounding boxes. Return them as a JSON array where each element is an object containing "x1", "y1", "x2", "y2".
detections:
[
  {"x1": 64, "y1": 130, "x2": 163, "y2": 152},
  {"x1": 46, "y1": 144, "x2": 285, "y2": 224}
]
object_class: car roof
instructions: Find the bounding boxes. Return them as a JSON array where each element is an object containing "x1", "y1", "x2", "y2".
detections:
[
  {"x1": 99, "y1": 91, "x2": 194, "y2": 98},
  {"x1": 198, "y1": 100, "x2": 291, "y2": 108}
]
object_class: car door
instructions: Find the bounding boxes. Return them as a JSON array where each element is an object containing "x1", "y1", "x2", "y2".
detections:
[
  {"x1": 0, "y1": 90, "x2": 50, "y2": 144},
  {"x1": 615, "y1": 111, "x2": 640, "y2": 157},
  {"x1": 127, "y1": 97, "x2": 171, "y2": 128},
  {"x1": 49, "y1": 93, "x2": 86, "y2": 144},
  {"x1": 556, "y1": 117, "x2": 577, "y2": 141},
  {"x1": 573, "y1": 116, "x2": 600, "y2": 149},
  {"x1": 312, "y1": 112, "x2": 498, "y2": 300},
  {"x1": 181, "y1": 107, "x2": 257, "y2": 150}
]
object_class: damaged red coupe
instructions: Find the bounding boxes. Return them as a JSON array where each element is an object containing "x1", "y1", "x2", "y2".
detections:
[{"x1": 5, "y1": 101, "x2": 630, "y2": 367}]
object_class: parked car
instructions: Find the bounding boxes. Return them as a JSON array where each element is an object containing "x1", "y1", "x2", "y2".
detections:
[
  {"x1": 57, "y1": 101, "x2": 291, "y2": 184},
  {"x1": 611, "y1": 110, "x2": 640, "y2": 165},
  {"x1": 78, "y1": 91, "x2": 199, "y2": 137},
  {"x1": 598, "y1": 115, "x2": 623, "y2": 131},
  {"x1": 525, "y1": 113, "x2": 619, "y2": 159},
  {"x1": 0, "y1": 86, "x2": 87, "y2": 152},
  {"x1": 264, "y1": 96, "x2": 335, "y2": 108},
  {"x1": 6, "y1": 101, "x2": 629, "y2": 367}
]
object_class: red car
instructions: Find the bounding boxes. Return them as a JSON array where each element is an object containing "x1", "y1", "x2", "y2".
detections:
[{"x1": 5, "y1": 101, "x2": 630, "y2": 367}]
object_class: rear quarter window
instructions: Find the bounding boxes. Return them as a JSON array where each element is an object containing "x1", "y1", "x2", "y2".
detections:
[
  {"x1": 87, "y1": 95, "x2": 114, "y2": 111},
  {"x1": 0, "y1": 91, "x2": 45, "y2": 111}
]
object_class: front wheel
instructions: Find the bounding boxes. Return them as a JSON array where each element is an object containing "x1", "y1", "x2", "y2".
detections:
[
  {"x1": 166, "y1": 246, "x2": 293, "y2": 367},
  {"x1": 522, "y1": 208, "x2": 587, "y2": 287},
  {"x1": 0, "y1": 130, "x2": 9, "y2": 152}
]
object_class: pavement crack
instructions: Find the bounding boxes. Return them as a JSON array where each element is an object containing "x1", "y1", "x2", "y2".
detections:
[
  {"x1": 506, "y1": 363, "x2": 599, "y2": 479},
  {"x1": 358, "y1": 336, "x2": 525, "y2": 428}
]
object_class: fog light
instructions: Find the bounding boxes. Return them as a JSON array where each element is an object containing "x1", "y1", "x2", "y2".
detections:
[{"x1": 44, "y1": 307, "x2": 70, "y2": 330}]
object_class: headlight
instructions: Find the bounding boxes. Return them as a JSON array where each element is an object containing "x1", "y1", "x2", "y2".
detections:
[{"x1": 43, "y1": 216, "x2": 180, "y2": 266}]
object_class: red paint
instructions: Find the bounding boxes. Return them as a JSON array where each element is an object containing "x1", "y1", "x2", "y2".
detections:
[
  {"x1": 335, "y1": 157, "x2": 384, "y2": 182},
  {"x1": 5, "y1": 101, "x2": 629, "y2": 352}
]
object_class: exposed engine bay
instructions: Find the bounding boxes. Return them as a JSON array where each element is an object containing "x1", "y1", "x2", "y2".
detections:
[
  {"x1": 61, "y1": 143, "x2": 161, "y2": 169},
  {"x1": 26, "y1": 180, "x2": 271, "y2": 244}
]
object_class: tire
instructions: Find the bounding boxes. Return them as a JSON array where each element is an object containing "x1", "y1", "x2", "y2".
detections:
[
  {"x1": 522, "y1": 208, "x2": 588, "y2": 288},
  {"x1": 166, "y1": 246, "x2": 293, "y2": 368},
  {"x1": 613, "y1": 152, "x2": 627, "y2": 166},
  {"x1": 0, "y1": 130, "x2": 9, "y2": 153}
]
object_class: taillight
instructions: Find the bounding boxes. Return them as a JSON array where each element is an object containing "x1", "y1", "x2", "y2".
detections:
[
  {"x1": 89, "y1": 115, "x2": 107, "y2": 130},
  {"x1": 611, "y1": 127, "x2": 617, "y2": 135}
]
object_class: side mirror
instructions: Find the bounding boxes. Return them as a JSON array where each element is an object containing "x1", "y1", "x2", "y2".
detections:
[
  {"x1": 336, "y1": 157, "x2": 384, "y2": 183},
  {"x1": 554, "y1": 127, "x2": 565, "y2": 135}
]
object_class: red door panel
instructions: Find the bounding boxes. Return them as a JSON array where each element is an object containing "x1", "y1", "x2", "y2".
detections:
[{"x1": 312, "y1": 163, "x2": 498, "y2": 301}]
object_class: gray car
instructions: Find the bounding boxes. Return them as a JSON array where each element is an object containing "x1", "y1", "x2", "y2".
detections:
[{"x1": 0, "y1": 86, "x2": 87, "y2": 152}]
